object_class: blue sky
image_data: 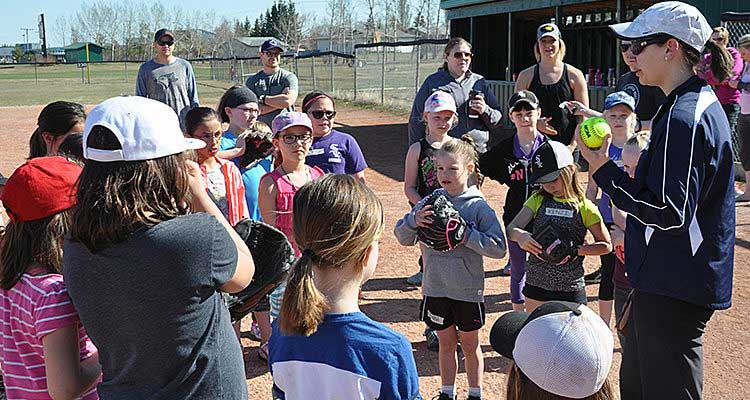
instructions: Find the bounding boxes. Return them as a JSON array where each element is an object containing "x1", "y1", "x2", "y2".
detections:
[{"x1": 1, "y1": 0, "x2": 330, "y2": 47}]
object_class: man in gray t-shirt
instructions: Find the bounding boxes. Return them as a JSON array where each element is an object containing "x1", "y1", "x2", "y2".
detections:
[
  {"x1": 136, "y1": 28, "x2": 199, "y2": 126},
  {"x1": 245, "y1": 39, "x2": 298, "y2": 126}
]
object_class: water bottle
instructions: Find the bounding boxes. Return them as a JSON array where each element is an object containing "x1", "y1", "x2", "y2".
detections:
[{"x1": 468, "y1": 89, "x2": 483, "y2": 119}]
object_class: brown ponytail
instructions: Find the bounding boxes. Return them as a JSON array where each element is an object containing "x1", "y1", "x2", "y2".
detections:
[
  {"x1": 437, "y1": 134, "x2": 485, "y2": 188},
  {"x1": 279, "y1": 174, "x2": 384, "y2": 336},
  {"x1": 705, "y1": 39, "x2": 734, "y2": 82}
]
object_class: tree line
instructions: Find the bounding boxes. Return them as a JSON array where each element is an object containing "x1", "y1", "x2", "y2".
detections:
[{"x1": 51, "y1": 0, "x2": 447, "y2": 62}]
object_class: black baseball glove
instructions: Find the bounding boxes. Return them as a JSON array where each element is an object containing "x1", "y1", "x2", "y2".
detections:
[
  {"x1": 224, "y1": 219, "x2": 295, "y2": 322},
  {"x1": 416, "y1": 192, "x2": 467, "y2": 252},
  {"x1": 531, "y1": 224, "x2": 579, "y2": 264}
]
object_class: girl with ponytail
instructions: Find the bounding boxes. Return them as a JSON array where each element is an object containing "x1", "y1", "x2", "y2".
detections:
[{"x1": 269, "y1": 174, "x2": 421, "y2": 400}]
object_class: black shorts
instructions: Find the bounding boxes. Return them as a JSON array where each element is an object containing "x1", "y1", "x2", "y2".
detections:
[
  {"x1": 420, "y1": 296, "x2": 485, "y2": 332},
  {"x1": 523, "y1": 284, "x2": 588, "y2": 304}
]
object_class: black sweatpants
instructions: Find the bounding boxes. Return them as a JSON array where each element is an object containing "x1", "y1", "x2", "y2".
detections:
[{"x1": 622, "y1": 290, "x2": 714, "y2": 400}]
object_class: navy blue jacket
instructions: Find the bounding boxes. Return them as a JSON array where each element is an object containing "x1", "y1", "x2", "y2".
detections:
[{"x1": 593, "y1": 76, "x2": 735, "y2": 310}]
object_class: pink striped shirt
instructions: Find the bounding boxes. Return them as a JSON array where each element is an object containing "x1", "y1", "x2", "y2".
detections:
[{"x1": 0, "y1": 273, "x2": 98, "y2": 400}]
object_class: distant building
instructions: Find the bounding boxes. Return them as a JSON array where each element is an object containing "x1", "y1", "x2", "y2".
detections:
[
  {"x1": 0, "y1": 46, "x2": 14, "y2": 63},
  {"x1": 313, "y1": 27, "x2": 427, "y2": 54},
  {"x1": 64, "y1": 42, "x2": 104, "y2": 62},
  {"x1": 49, "y1": 47, "x2": 65, "y2": 63}
]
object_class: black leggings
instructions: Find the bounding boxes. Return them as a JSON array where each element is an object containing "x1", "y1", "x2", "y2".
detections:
[{"x1": 598, "y1": 252, "x2": 615, "y2": 301}]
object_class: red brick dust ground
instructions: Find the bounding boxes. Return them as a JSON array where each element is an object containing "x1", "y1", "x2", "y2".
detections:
[{"x1": 1, "y1": 104, "x2": 749, "y2": 399}]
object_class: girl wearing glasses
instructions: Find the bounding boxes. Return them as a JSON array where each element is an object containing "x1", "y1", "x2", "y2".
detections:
[
  {"x1": 581, "y1": 3, "x2": 735, "y2": 398},
  {"x1": 258, "y1": 112, "x2": 325, "y2": 359},
  {"x1": 515, "y1": 23, "x2": 589, "y2": 148},
  {"x1": 216, "y1": 85, "x2": 261, "y2": 163},
  {"x1": 408, "y1": 37, "x2": 503, "y2": 154},
  {"x1": 302, "y1": 91, "x2": 368, "y2": 183},
  {"x1": 698, "y1": 26, "x2": 742, "y2": 144},
  {"x1": 184, "y1": 107, "x2": 249, "y2": 227}
]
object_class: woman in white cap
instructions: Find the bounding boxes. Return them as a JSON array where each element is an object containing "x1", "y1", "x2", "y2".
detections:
[{"x1": 579, "y1": 2, "x2": 735, "y2": 399}]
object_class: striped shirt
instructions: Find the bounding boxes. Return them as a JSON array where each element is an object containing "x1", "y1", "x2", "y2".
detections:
[
  {"x1": 0, "y1": 273, "x2": 98, "y2": 400},
  {"x1": 199, "y1": 156, "x2": 250, "y2": 226}
]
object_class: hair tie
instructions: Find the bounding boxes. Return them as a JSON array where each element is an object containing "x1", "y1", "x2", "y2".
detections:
[{"x1": 302, "y1": 249, "x2": 317, "y2": 260}]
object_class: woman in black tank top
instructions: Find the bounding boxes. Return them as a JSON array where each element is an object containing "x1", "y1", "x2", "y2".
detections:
[{"x1": 515, "y1": 23, "x2": 589, "y2": 146}]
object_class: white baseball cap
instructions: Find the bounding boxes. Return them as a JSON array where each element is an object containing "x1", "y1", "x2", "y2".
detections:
[
  {"x1": 490, "y1": 302, "x2": 614, "y2": 399},
  {"x1": 609, "y1": 1, "x2": 711, "y2": 52},
  {"x1": 83, "y1": 96, "x2": 205, "y2": 162}
]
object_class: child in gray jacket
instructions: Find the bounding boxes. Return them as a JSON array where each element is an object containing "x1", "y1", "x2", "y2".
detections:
[{"x1": 394, "y1": 135, "x2": 506, "y2": 400}]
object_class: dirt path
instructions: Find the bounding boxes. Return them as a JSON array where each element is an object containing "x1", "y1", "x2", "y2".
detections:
[{"x1": 1, "y1": 104, "x2": 748, "y2": 399}]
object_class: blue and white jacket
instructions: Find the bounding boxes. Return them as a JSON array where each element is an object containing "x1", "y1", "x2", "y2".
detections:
[{"x1": 592, "y1": 75, "x2": 735, "y2": 310}]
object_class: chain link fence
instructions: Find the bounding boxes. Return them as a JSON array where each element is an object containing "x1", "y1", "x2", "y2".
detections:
[
  {"x1": 0, "y1": 39, "x2": 448, "y2": 110},
  {"x1": 722, "y1": 12, "x2": 750, "y2": 164}
]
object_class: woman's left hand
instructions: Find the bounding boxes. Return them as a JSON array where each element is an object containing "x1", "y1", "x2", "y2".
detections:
[
  {"x1": 575, "y1": 128, "x2": 612, "y2": 174},
  {"x1": 469, "y1": 96, "x2": 487, "y2": 116}
]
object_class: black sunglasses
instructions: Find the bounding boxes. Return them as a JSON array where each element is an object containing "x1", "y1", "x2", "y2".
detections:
[
  {"x1": 619, "y1": 42, "x2": 631, "y2": 53},
  {"x1": 280, "y1": 134, "x2": 312, "y2": 144},
  {"x1": 452, "y1": 51, "x2": 473, "y2": 59},
  {"x1": 309, "y1": 110, "x2": 336, "y2": 120},
  {"x1": 157, "y1": 39, "x2": 174, "y2": 46},
  {"x1": 629, "y1": 35, "x2": 669, "y2": 56}
]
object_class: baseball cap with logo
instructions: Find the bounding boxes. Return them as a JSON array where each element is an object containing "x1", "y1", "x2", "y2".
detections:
[
  {"x1": 83, "y1": 96, "x2": 205, "y2": 162},
  {"x1": 271, "y1": 112, "x2": 313, "y2": 136},
  {"x1": 489, "y1": 301, "x2": 614, "y2": 399},
  {"x1": 0, "y1": 156, "x2": 82, "y2": 223},
  {"x1": 537, "y1": 23, "x2": 561, "y2": 41},
  {"x1": 609, "y1": 1, "x2": 711, "y2": 52},
  {"x1": 529, "y1": 140, "x2": 574, "y2": 184},
  {"x1": 261, "y1": 39, "x2": 285, "y2": 53},
  {"x1": 153, "y1": 28, "x2": 175, "y2": 42},
  {"x1": 604, "y1": 91, "x2": 636, "y2": 111},
  {"x1": 508, "y1": 90, "x2": 539, "y2": 112},
  {"x1": 424, "y1": 91, "x2": 457, "y2": 114}
]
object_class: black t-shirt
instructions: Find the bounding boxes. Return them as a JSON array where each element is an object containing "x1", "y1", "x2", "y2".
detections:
[{"x1": 616, "y1": 72, "x2": 666, "y2": 122}]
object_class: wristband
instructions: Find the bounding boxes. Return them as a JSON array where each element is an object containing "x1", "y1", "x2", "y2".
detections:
[{"x1": 260, "y1": 95, "x2": 267, "y2": 105}]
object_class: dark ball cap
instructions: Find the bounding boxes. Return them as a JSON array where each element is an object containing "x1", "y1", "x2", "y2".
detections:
[{"x1": 154, "y1": 28, "x2": 175, "y2": 42}]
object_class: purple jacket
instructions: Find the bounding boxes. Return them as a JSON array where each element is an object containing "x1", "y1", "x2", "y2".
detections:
[{"x1": 699, "y1": 47, "x2": 743, "y2": 105}]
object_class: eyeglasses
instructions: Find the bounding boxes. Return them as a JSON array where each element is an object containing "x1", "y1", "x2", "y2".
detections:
[
  {"x1": 195, "y1": 132, "x2": 222, "y2": 142},
  {"x1": 235, "y1": 106, "x2": 260, "y2": 115},
  {"x1": 453, "y1": 51, "x2": 473, "y2": 59},
  {"x1": 629, "y1": 36, "x2": 667, "y2": 56},
  {"x1": 157, "y1": 39, "x2": 174, "y2": 46},
  {"x1": 309, "y1": 110, "x2": 336, "y2": 120},
  {"x1": 280, "y1": 134, "x2": 312, "y2": 144},
  {"x1": 619, "y1": 42, "x2": 631, "y2": 53}
]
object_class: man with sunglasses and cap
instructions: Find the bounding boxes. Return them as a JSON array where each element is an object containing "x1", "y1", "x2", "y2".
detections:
[
  {"x1": 246, "y1": 39, "x2": 299, "y2": 127},
  {"x1": 136, "y1": 28, "x2": 199, "y2": 129}
]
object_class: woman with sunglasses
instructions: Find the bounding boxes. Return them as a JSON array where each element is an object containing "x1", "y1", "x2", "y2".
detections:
[
  {"x1": 515, "y1": 23, "x2": 588, "y2": 148},
  {"x1": 698, "y1": 26, "x2": 742, "y2": 142},
  {"x1": 580, "y1": 3, "x2": 735, "y2": 399},
  {"x1": 302, "y1": 91, "x2": 368, "y2": 183},
  {"x1": 614, "y1": 40, "x2": 666, "y2": 131},
  {"x1": 408, "y1": 37, "x2": 504, "y2": 154}
]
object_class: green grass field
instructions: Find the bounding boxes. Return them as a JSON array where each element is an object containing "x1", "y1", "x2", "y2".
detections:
[{"x1": 0, "y1": 54, "x2": 443, "y2": 109}]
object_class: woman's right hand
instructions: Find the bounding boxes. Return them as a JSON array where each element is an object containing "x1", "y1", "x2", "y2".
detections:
[
  {"x1": 517, "y1": 231, "x2": 542, "y2": 255},
  {"x1": 537, "y1": 118, "x2": 558, "y2": 136},
  {"x1": 185, "y1": 159, "x2": 206, "y2": 196}
]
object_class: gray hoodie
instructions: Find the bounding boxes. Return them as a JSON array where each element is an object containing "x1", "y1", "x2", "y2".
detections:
[
  {"x1": 394, "y1": 187, "x2": 506, "y2": 303},
  {"x1": 408, "y1": 69, "x2": 506, "y2": 153}
]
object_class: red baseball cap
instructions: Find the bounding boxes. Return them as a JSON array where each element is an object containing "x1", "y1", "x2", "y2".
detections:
[{"x1": 0, "y1": 156, "x2": 82, "y2": 222}]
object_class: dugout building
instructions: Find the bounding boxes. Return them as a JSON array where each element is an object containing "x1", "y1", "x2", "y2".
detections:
[{"x1": 442, "y1": 0, "x2": 750, "y2": 108}]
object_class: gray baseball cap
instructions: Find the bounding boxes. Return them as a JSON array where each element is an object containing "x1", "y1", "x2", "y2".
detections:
[
  {"x1": 609, "y1": 1, "x2": 711, "y2": 52},
  {"x1": 537, "y1": 23, "x2": 561, "y2": 41}
]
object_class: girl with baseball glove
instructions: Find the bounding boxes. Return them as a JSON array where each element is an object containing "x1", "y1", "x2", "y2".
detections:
[
  {"x1": 507, "y1": 140, "x2": 611, "y2": 313},
  {"x1": 395, "y1": 136, "x2": 506, "y2": 400},
  {"x1": 269, "y1": 174, "x2": 421, "y2": 400}
]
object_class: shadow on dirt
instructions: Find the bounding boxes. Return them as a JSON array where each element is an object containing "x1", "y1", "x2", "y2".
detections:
[{"x1": 336, "y1": 122, "x2": 408, "y2": 182}]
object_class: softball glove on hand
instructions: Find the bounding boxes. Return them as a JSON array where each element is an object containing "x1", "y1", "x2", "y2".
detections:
[
  {"x1": 224, "y1": 219, "x2": 295, "y2": 322},
  {"x1": 416, "y1": 193, "x2": 467, "y2": 252},
  {"x1": 531, "y1": 224, "x2": 579, "y2": 264}
]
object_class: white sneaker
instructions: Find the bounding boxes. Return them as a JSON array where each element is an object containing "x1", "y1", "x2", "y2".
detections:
[{"x1": 736, "y1": 192, "x2": 750, "y2": 203}]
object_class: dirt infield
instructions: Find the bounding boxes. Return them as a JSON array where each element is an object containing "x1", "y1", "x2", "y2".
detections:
[{"x1": 1, "y1": 104, "x2": 749, "y2": 399}]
